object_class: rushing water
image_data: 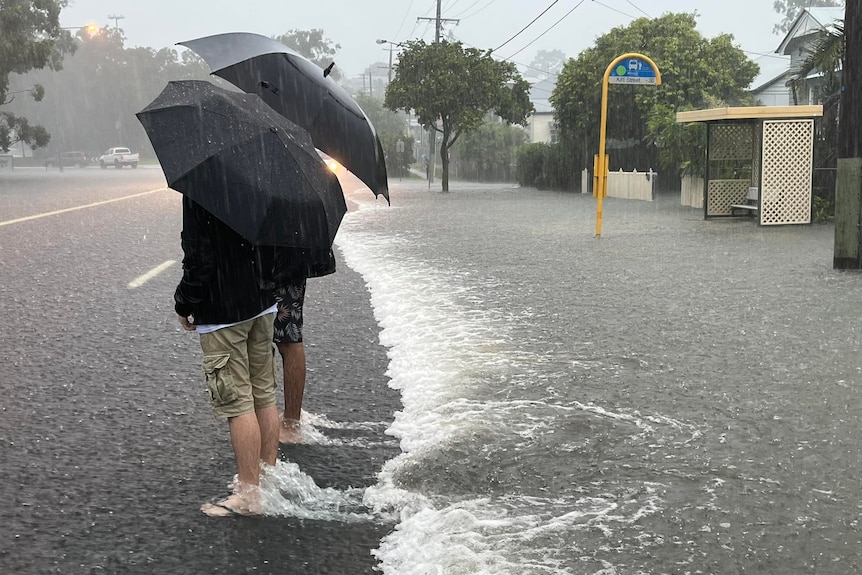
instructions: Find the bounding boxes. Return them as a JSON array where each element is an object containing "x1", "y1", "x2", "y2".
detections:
[{"x1": 328, "y1": 181, "x2": 862, "y2": 575}]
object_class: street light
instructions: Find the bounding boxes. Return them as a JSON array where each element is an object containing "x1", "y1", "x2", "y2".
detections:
[
  {"x1": 61, "y1": 23, "x2": 102, "y2": 37},
  {"x1": 107, "y1": 14, "x2": 125, "y2": 31},
  {"x1": 376, "y1": 39, "x2": 403, "y2": 83}
]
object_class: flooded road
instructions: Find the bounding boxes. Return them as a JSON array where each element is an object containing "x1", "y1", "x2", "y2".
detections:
[{"x1": 2, "y1": 169, "x2": 860, "y2": 574}]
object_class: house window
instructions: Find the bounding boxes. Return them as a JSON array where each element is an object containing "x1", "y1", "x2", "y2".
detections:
[{"x1": 549, "y1": 121, "x2": 559, "y2": 144}]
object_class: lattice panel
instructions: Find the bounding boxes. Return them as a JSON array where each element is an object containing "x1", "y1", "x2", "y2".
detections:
[
  {"x1": 709, "y1": 124, "x2": 755, "y2": 161},
  {"x1": 760, "y1": 119, "x2": 813, "y2": 225},
  {"x1": 752, "y1": 126, "x2": 761, "y2": 188},
  {"x1": 707, "y1": 179, "x2": 750, "y2": 216}
]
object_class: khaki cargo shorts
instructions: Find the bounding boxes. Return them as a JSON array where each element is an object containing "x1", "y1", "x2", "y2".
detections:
[{"x1": 199, "y1": 313, "x2": 277, "y2": 418}]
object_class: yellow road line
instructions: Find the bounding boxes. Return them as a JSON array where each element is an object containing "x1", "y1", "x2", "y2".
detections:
[
  {"x1": 128, "y1": 260, "x2": 177, "y2": 289},
  {"x1": 0, "y1": 188, "x2": 168, "y2": 227}
]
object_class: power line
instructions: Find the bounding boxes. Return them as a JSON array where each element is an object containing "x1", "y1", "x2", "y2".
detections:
[
  {"x1": 392, "y1": 0, "x2": 416, "y2": 40},
  {"x1": 452, "y1": 0, "x2": 485, "y2": 18},
  {"x1": 501, "y1": 0, "x2": 585, "y2": 60},
  {"x1": 590, "y1": 0, "x2": 637, "y2": 20},
  {"x1": 458, "y1": 0, "x2": 499, "y2": 20},
  {"x1": 625, "y1": 0, "x2": 650, "y2": 18},
  {"x1": 494, "y1": 0, "x2": 561, "y2": 52},
  {"x1": 452, "y1": 33, "x2": 562, "y2": 79}
]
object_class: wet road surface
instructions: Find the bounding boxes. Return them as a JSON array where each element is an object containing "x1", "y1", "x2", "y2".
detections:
[{"x1": 0, "y1": 168, "x2": 399, "y2": 574}]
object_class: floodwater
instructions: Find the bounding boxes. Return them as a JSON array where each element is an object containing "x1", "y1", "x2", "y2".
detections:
[
  {"x1": 2, "y1": 171, "x2": 860, "y2": 574},
  {"x1": 337, "y1": 182, "x2": 862, "y2": 574}
]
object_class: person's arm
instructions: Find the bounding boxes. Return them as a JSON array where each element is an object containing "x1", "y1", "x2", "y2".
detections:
[{"x1": 174, "y1": 198, "x2": 213, "y2": 322}]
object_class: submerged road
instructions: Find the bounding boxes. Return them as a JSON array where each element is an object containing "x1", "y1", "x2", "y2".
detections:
[{"x1": 0, "y1": 168, "x2": 400, "y2": 574}]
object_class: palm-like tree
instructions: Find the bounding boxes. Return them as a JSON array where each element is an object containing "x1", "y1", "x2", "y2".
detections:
[{"x1": 790, "y1": 20, "x2": 845, "y2": 105}]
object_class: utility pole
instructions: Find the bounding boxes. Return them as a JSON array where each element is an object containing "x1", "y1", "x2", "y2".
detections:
[
  {"x1": 416, "y1": 0, "x2": 459, "y2": 188},
  {"x1": 107, "y1": 14, "x2": 124, "y2": 31},
  {"x1": 833, "y1": 2, "x2": 862, "y2": 268}
]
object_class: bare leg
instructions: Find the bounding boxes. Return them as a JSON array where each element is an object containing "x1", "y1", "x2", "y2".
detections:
[
  {"x1": 228, "y1": 412, "x2": 262, "y2": 486},
  {"x1": 256, "y1": 404, "x2": 279, "y2": 465},
  {"x1": 277, "y1": 341, "x2": 305, "y2": 443},
  {"x1": 200, "y1": 411, "x2": 264, "y2": 516}
]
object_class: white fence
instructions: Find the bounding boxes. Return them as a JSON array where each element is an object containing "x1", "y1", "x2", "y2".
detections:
[
  {"x1": 607, "y1": 169, "x2": 656, "y2": 201},
  {"x1": 580, "y1": 168, "x2": 656, "y2": 200},
  {"x1": 680, "y1": 176, "x2": 704, "y2": 208}
]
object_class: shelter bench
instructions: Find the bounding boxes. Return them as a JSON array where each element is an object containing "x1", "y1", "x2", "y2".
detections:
[{"x1": 730, "y1": 186, "x2": 759, "y2": 217}]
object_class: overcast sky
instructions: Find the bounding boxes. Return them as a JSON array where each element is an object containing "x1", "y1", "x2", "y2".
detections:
[{"x1": 61, "y1": 0, "x2": 795, "y2": 83}]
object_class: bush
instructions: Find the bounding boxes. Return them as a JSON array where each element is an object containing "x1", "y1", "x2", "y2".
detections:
[{"x1": 516, "y1": 142, "x2": 575, "y2": 190}]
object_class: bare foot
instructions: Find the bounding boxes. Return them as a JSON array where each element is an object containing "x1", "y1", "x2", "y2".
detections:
[
  {"x1": 201, "y1": 487, "x2": 261, "y2": 517},
  {"x1": 279, "y1": 416, "x2": 303, "y2": 444}
]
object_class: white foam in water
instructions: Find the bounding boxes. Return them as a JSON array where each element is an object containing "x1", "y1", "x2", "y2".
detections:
[
  {"x1": 334, "y1": 206, "x2": 674, "y2": 573},
  {"x1": 258, "y1": 460, "x2": 374, "y2": 522}
]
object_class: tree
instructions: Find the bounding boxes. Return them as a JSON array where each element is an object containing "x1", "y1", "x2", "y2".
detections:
[
  {"x1": 5, "y1": 27, "x2": 212, "y2": 159},
  {"x1": 273, "y1": 29, "x2": 342, "y2": 79},
  {"x1": 773, "y1": 0, "x2": 844, "y2": 34},
  {"x1": 833, "y1": 2, "x2": 860, "y2": 268},
  {"x1": 354, "y1": 92, "x2": 414, "y2": 178},
  {"x1": 384, "y1": 40, "x2": 532, "y2": 191},
  {"x1": 551, "y1": 12, "x2": 759, "y2": 177},
  {"x1": 791, "y1": 18, "x2": 845, "y2": 101},
  {"x1": 0, "y1": 0, "x2": 75, "y2": 152},
  {"x1": 527, "y1": 49, "x2": 566, "y2": 79},
  {"x1": 452, "y1": 119, "x2": 526, "y2": 182}
]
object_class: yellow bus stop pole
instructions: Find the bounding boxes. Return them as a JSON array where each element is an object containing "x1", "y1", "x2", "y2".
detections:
[{"x1": 595, "y1": 52, "x2": 662, "y2": 238}]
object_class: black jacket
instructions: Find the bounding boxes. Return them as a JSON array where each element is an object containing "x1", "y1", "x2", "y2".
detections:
[{"x1": 174, "y1": 198, "x2": 337, "y2": 325}]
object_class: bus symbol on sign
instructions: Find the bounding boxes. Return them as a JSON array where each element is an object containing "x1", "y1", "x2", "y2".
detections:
[{"x1": 609, "y1": 57, "x2": 658, "y2": 85}]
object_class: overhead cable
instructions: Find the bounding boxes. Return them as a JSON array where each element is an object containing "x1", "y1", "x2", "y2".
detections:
[
  {"x1": 591, "y1": 0, "x2": 637, "y2": 20},
  {"x1": 625, "y1": 0, "x2": 651, "y2": 18},
  {"x1": 393, "y1": 0, "x2": 416, "y2": 40},
  {"x1": 459, "y1": 0, "x2": 499, "y2": 20},
  {"x1": 502, "y1": 0, "x2": 585, "y2": 60},
  {"x1": 493, "y1": 0, "x2": 561, "y2": 52}
]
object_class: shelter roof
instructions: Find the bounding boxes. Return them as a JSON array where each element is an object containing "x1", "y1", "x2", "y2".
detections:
[{"x1": 676, "y1": 105, "x2": 822, "y2": 123}]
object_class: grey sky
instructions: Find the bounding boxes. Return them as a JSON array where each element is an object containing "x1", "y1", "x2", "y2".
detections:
[{"x1": 62, "y1": 0, "x2": 791, "y2": 83}]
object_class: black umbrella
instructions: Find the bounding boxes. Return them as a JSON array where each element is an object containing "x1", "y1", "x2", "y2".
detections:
[
  {"x1": 136, "y1": 79, "x2": 346, "y2": 249},
  {"x1": 178, "y1": 32, "x2": 389, "y2": 203}
]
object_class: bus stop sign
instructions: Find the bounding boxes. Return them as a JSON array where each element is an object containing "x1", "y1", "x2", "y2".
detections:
[{"x1": 608, "y1": 58, "x2": 657, "y2": 85}]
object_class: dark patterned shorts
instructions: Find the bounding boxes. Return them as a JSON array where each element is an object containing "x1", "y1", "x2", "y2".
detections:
[{"x1": 273, "y1": 280, "x2": 306, "y2": 344}]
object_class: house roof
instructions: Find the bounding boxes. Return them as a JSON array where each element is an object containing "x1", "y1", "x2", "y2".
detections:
[
  {"x1": 776, "y1": 6, "x2": 844, "y2": 55},
  {"x1": 750, "y1": 59, "x2": 792, "y2": 92},
  {"x1": 676, "y1": 105, "x2": 822, "y2": 123},
  {"x1": 751, "y1": 70, "x2": 792, "y2": 94},
  {"x1": 529, "y1": 77, "x2": 556, "y2": 114}
]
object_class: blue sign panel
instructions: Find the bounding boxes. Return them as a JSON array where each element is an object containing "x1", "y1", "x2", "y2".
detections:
[{"x1": 608, "y1": 58, "x2": 658, "y2": 85}]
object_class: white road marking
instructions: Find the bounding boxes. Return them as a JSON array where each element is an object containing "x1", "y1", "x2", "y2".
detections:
[
  {"x1": 0, "y1": 188, "x2": 167, "y2": 227},
  {"x1": 128, "y1": 260, "x2": 176, "y2": 289}
]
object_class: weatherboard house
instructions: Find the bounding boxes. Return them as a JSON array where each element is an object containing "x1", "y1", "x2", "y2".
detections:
[
  {"x1": 525, "y1": 77, "x2": 557, "y2": 144},
  {"x1": 751, "y1": 6, "x2": 844, "y2": 106}
]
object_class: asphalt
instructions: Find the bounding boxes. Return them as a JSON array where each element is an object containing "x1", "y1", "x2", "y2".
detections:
[{"x1": 0, "y1": 169, "x2": 402, "y2": 575}]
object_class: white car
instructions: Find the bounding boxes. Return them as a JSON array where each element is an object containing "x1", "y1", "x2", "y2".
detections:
[{"x1": 98, "y1": 147, "x2": 140, "y2": 169}]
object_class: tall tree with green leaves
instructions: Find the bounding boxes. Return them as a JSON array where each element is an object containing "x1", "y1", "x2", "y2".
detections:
[
  {"x1": 384, "y1": 40, "x2": 532, "y2": 191},
  {"x1": 773, "y1": 0, "x2": 844, "y2": 34},
  {"x1": 527, "y1": 49, "x2": 567, "y2": 79},
  {"x1": 0, "y1": 0, "x2": 75, "y2": 152},
  {"x1": 354, "y1": 92, "x2": 414, "y2": 177},
  {"x1": 273, "y1": 29, "x2": 342, "y2": 79},
  {"x1": 551, "y1": 12, "x2": 758, "y2": 176}
]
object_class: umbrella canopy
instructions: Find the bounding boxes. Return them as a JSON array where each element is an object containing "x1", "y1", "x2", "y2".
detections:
[
  {"x1": 178, "y1": 32, "x2": 389, "y2": 203},
  {"x1": 136, "y1": 79, "x2": 347, "y2": 249}
]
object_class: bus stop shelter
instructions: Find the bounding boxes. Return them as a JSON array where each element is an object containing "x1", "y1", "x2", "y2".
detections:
[{"x1": 676, "y1": 105, "x2": 822, "y2": 225}]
